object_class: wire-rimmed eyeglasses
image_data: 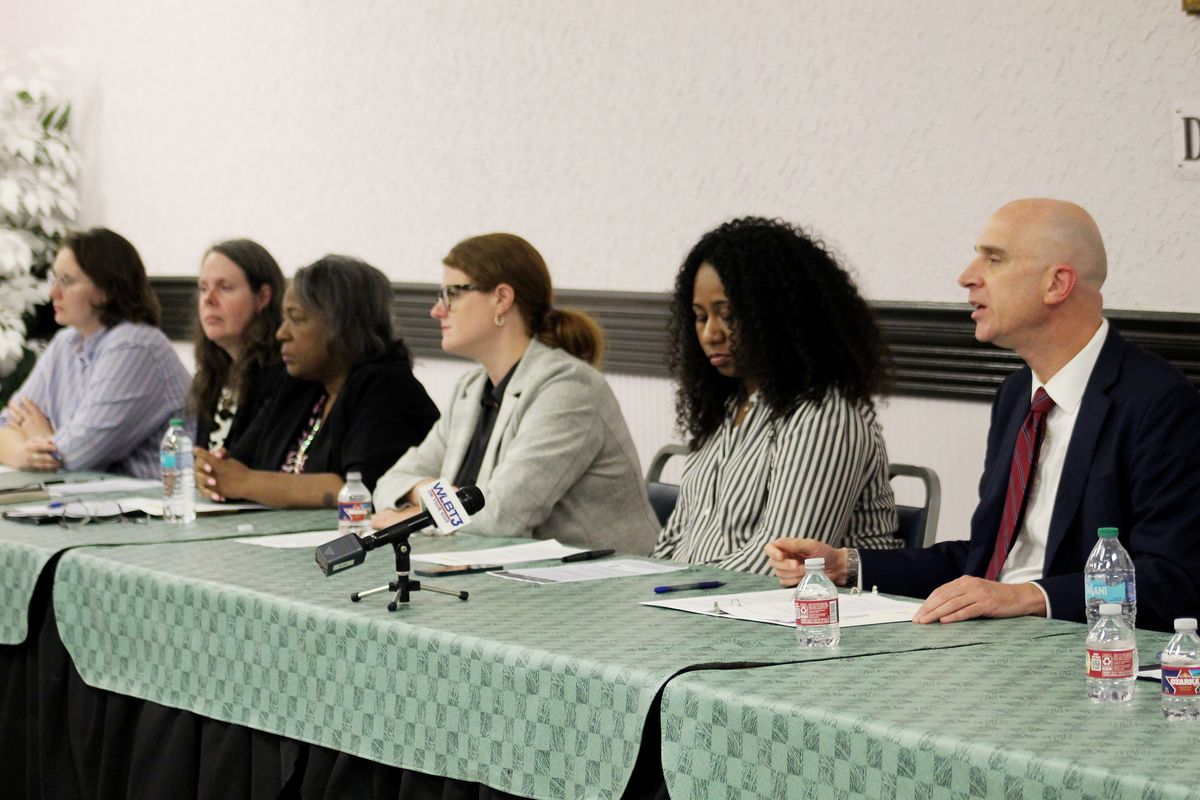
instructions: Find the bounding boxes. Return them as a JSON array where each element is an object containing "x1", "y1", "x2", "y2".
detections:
[
  {"x1": 51, "y1": 498, "x2": 145, "y2": 529},
  {"x1": 434, "y1": 283, "x2": 480, "y2": 312},
  {"x1": 47, "y1": 272, "x2": 80, "y2": 290}
]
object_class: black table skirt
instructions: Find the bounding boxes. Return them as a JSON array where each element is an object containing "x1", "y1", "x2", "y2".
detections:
[{"x1": 0, "y1": 559, "x2": 667, "y2": 800}]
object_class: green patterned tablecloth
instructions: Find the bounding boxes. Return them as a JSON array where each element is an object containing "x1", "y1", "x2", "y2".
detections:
[
  {"x1": 0, "y1": 469, "x2": 333, "y2": 643},
  {"x1": 55, "y1": 535, "x2": 1082, "y2": 800},
  {"x1": 661, "y1": 630, "x2": 1196, "y2": 800}
]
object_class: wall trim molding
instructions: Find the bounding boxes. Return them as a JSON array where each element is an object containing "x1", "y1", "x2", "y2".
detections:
[{"x1": 154, "y1": 277, "x2": 1200, "y2": 402}]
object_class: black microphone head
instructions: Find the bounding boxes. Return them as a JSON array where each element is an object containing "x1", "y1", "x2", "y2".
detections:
[{"x1": 456, "y1": 485, "x2": 485, "y2": 514}]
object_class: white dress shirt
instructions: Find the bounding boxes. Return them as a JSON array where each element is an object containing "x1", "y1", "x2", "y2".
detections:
[{"x1": 999, "y1": 319, "x2": 1110, "y2": 613}]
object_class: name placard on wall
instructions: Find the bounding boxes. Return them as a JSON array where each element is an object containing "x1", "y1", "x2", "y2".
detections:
[{"x1": 1175, "y1": 100, "x2": 1200, "y2": 179}]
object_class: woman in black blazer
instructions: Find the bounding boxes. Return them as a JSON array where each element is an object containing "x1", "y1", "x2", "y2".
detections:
[{"x1": 194, "y1": 255, "x2": 439, "y2": 507}]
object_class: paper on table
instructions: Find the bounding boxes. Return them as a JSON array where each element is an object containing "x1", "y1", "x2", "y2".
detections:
[
  {"x1": 4, "y1": 496, "x2": 267, "y2": 519},
  {"x1": 642, "y1": 588, "x2": 921, "y2": 628},
  {"x1": 4, "y1": 499, "x2": 140, "y2": 519},
  {"x1": 236, "y1": 530, "x2": 340, "y2": 548},
  {"x1": 48, "y1": 477, "x2": 161, "y2": 496},
  {"x1": 117, "y1": 496, "x2": 268, "y2": 516},
  {"x1": 411, "y1": 538, "x2": 585, "y2": 566},
  {"x1": 0, "y1": 465, "x2": 14, "y2": 473},
  {"x1": 489, "y1": 559, "x2": 688, "y2": 584}
]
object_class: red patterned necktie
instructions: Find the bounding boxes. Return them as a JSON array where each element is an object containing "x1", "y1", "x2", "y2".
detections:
[{"x1": 985, "y1": 387, "x2": 1056, "y2": 581}]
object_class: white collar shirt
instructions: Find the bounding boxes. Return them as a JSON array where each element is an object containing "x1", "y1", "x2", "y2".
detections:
[{"x1": 999, "y1": 319, "x2": 1110, "y2": 613}]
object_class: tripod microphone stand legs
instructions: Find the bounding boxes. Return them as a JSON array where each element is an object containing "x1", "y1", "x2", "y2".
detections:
[{"x1": 350, "y1": 537, "x2": 469, "y2": 609}]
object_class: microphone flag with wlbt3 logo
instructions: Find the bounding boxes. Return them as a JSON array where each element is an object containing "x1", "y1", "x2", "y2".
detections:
[{"x1": 315, "y1": 482, "x2": 484, "y2": 576}]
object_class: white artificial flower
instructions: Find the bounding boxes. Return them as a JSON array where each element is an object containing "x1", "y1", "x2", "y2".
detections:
[{"x1": 0, "y1": 57, "x2": 79, "y2": 378}]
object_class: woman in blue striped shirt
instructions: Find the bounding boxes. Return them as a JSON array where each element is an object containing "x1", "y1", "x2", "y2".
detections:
[
  {"x1": 0, "y1": 228, "x2": 191, "y2": 478},
  {"x1": 651, "y1": 217, "x2": 903, "y2": 575}
]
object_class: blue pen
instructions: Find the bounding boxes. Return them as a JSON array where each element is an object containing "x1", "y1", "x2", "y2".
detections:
[{"x1": 653, "y1": 580, "x2": 725, "y2": 594}]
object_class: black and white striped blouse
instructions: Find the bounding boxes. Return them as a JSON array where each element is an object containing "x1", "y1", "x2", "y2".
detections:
[{"x1": 651, "y1": 392, "x2": 902, "y2": 575}]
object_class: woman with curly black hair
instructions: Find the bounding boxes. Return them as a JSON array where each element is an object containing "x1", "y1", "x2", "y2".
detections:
[{"x1": 651, "y1": 217, "x2": 902, "y2": 575}]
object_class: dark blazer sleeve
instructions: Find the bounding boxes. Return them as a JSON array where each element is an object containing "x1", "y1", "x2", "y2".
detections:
[
  {"x1": 330, "y1": 363, "x2": 439, "y2": 492},
  {"x1": 859, "y1": 368, "x2": 1026, "y2": 599}
]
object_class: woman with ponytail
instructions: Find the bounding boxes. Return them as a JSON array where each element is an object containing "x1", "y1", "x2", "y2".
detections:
[{"x1": 371, "y1": 233, "x2": 658, "y2": 554}]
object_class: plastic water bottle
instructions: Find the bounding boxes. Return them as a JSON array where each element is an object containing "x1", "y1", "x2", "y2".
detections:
[
  {"x1": 160, "y1": 418, "x2": 195, "y2": 524},
  {"x1": 337, "y1": 472, "x2": 372, "y2": 537},
  {"x1": 1085, "y1": 603, "x2": 1137, "y2": 703},
  {"x1": 1084, "y1": 527, "x2": 1136, "y2": 628},
  {"x1": 1161, "y1": 617, "x2": 1200, "y2": 721},
  {"x1": 794, "y1": 557, "x2": 840, "y2": 647}
]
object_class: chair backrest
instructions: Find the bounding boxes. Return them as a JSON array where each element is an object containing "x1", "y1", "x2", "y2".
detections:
[
  {"x1": 646, "y1": 443, "x2": 689, "y2": 526},
  {"x1": 888, "y1": 463, "x2": 942, "y2": 548}
]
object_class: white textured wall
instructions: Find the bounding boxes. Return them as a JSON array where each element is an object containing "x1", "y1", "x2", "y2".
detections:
[
  {"x1": 14, "y1": 0, "x2": 1200, "y2": 541},
  {"x1": 5, "y1": 0, "x2": 1199, "y2": 307}
]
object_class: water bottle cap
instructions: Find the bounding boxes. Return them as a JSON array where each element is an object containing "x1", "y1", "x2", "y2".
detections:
[
  {"x1": 346, "y1": 471, "x2": 362, "y2": 481},
  {"x1": 1175, "y1": 617, "x2": 1198, "y2": 631},
  {"x1": 1097, "y1": 527, "x2": 1119, "y2": 539},
  {"x1": 1099, "y1": 603, "x2": 1121, "y2": 615},
  {"x1": 804, "y1": 557, "x2": 825, "y2": 568},
  {"x1": 169, "y1": 418, "x2": 183, "y2": 426}
]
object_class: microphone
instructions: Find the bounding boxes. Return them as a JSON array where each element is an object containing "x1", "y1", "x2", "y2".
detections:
[{"x1": 315, "y1": 485, "x2": 485, "y2": 576}]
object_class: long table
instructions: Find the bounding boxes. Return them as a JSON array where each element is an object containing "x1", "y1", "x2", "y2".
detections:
[
  {"x1": 3, "y1": 473, "x2": 1149, "y2": 799},
  {"x1": 48, "y1": 534, "x2": 1081, "y2": 800}
]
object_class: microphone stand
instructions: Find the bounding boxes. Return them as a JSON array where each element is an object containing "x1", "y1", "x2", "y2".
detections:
[{"x1": 349, "y1": 529, "x2": 468, "y2": 610}]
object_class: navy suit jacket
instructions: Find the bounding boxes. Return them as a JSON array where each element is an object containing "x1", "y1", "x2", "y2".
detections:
[{"x1": 861, "y1": 327, "x2": 1200, "y2": 631}]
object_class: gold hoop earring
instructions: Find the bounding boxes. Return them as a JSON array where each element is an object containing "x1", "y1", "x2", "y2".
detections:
[{"x1": 494, "y1": 314, "x2": 505, "y2": 328}]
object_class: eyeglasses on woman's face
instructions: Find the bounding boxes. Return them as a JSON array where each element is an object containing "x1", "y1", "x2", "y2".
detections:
[
  {"x1": 434, "y1": 283, "x2": 480, "y2": 312},
  {"x1": 48, "y1": 271, "x2": 81, "y2": 290}
]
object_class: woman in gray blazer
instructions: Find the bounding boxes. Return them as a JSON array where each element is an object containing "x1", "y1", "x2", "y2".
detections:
[{"x1": 371, "y1": 233, "x2": 659, "y2": 555}]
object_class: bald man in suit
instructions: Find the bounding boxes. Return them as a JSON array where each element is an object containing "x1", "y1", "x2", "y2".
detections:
[{"x1": 766, "y1": 198, "x2": 1200, "y2": 631}]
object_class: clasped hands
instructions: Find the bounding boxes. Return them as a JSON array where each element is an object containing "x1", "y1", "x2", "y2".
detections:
[
  {"x1": 764, "y1": 538, "x2": 1046, "y2": 623},
  {"x1": 5, "y1": 396, "x2": 62, "y2": 471},
  {"x1": 194, "y1": 447, "x2": 251, "y2": 501}
]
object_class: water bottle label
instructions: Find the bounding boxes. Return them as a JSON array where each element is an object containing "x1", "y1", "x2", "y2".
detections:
[
  {"x1": 1086, "y1": 648, "x2": 1134, "y2": 679},
  {"x1": 795, "y1": 598, "x2": 838, "y2": 626},
  {"x1": 338, "y1": 501, "x2": 370, "y2": 523},
  {"x1": 1085, "y1": 578, "x2": 1127, "y2": 604},
  {"x1": 160, "y1": 453, "x2": 177, "y2": 470},
  {"x1": 1161, "y1": 665, "x2": 1200, "y2": 696}
]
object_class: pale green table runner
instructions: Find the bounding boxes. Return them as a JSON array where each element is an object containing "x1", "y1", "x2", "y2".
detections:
[
  {"x1": 54, "y1": 534, "x2": 1082, "y2": 800},
  {"x1": 661, "y1": 630, "x2": 1192, "y2": 800}
]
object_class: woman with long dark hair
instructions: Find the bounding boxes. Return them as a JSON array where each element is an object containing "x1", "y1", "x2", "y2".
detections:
[
  {"x1": 651, "y1": 217, "x2": 902, "y2": 574},
  {"x1": 194, "y1": 256, "x2": 439, "y2": 507},
  {"x1": 190, "y1": 239, "x2": 285, "y2": 453},
  {"x1": 371, "y1": 233, "x2": 658, "y2": 553},
  {"x1": 0, "y1": 228, "x2": 190, "y2": 478}
]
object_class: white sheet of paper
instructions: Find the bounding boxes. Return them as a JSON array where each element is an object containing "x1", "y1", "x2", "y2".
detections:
[
  {"x1": 489, "y1": 559, "x2": 688, "y2": 584},
  {"x1": 0, "y1": 465, "x2": 15, "y2": 473},
  {"x1": 1138, "y1": 667, "x2": 1163, "y2": 681},
  {"x1": 48, "y1": 477, "x2": 162, "y2": 497},
  {"x1": 411, "y1": 539, "x2": 585, "y2": 566},
  {"x1": 236, "y1": 530, "x2": 340, "y2": 548},
  {"x1": 642, "y1": 588, "x2": 922, "y2": 628}
]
